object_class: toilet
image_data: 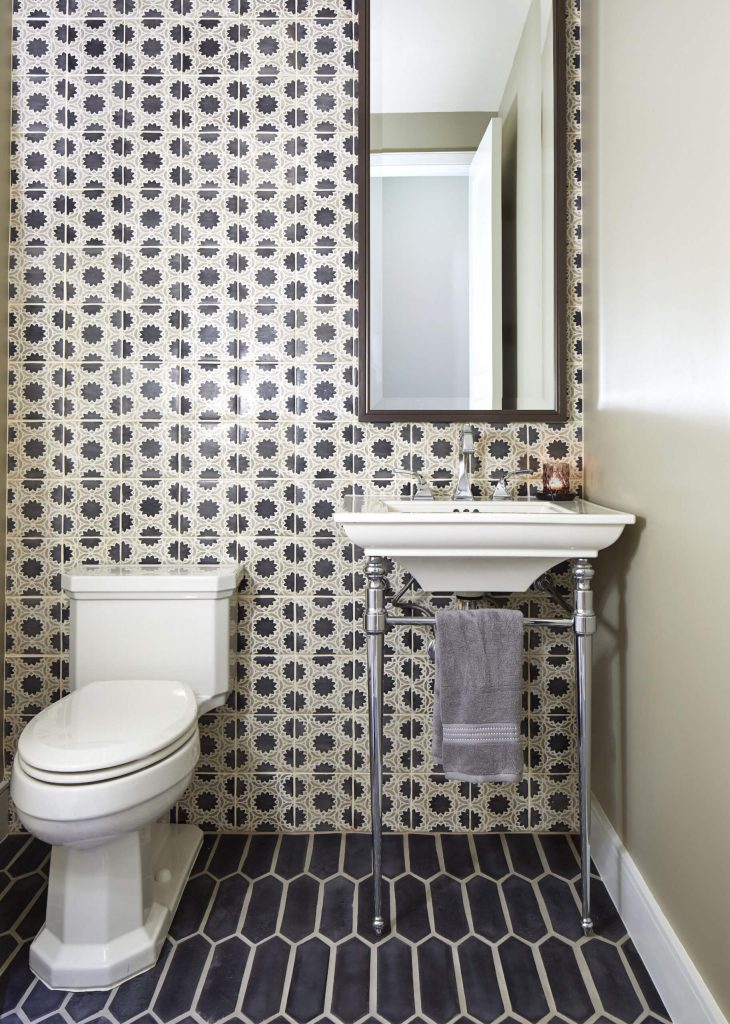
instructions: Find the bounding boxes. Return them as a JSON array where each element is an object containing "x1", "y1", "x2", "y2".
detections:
[{"x1": 10, "y1": 564, "x2": 242, "y2": 991}]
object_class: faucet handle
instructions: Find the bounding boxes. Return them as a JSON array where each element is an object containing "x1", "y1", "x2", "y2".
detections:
[
  {"x1": 488, "y1": 469, "x2": 537, "y2": 501},
  {"x1": 397, "y1": 470, "x2": 434, "y2": 502}
]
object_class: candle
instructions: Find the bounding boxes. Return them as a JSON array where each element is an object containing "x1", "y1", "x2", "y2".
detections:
[{"x1": 542, "y1": 462, "x2": 570, "y2": 495}]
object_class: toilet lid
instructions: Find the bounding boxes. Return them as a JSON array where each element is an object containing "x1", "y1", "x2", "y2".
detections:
[{"x1": 18, "y1": 678, "x2": 199, "y2": 775}]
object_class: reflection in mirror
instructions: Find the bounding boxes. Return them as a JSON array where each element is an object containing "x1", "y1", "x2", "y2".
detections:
[{"x1": 361, "y1": 0, "x2": 566, "y2": 420}]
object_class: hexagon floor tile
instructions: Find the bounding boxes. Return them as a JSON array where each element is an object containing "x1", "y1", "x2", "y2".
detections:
[{"x1": 0, "y1": 833, "x2": 671, "y2": 1024}]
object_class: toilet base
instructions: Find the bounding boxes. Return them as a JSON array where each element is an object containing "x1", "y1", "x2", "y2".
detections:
[{"x1": 30, "y1": 822, "x2": 203, "y2": 990}]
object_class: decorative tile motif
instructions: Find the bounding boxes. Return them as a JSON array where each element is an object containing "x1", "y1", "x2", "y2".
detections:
[
  {"x1": 0, "y1": 832, "x2": 671, "y2": 1024},
  {"x1": 5, "y1": 0, "x2": 584, "y2": 832}
]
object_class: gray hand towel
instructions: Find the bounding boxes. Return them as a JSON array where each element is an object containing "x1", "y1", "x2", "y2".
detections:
[{"x1": 432, "y1": 609, "x2": 524, "y2": 783}]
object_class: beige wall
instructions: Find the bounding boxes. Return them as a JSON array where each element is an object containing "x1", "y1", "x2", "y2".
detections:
[{"x1": 583, "y1": 0, "x2": 730, "y2": 1016}]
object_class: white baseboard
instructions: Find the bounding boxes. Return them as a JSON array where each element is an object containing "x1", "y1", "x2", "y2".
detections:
[
  {"x1": 591, "y1": 798, "x2": 728, "y2": 1024},
  {"x1": 0, "y1": 778, "x2": 8, "y2": 843}
]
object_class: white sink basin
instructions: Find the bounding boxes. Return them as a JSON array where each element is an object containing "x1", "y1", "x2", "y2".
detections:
[
  {"x1": 335, "y1": 497, "x2": 635, "y2": 592},
  {"x1": 384, "y1": 499, "x2": 574, "y2": 515}
]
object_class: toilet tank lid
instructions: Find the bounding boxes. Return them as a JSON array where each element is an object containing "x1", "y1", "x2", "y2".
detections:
[{"x1": 62, "y1": 564, "x2": 243, "y2": 596}]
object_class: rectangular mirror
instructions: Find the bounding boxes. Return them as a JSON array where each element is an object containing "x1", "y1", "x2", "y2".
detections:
[{"x1": 359, "y1": 0, "x2": 567, "y2": 422}]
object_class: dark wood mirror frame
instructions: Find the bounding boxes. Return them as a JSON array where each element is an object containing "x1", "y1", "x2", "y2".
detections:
[{"x1": 357, "y1": 0, "x2": 568, "y2": 423}]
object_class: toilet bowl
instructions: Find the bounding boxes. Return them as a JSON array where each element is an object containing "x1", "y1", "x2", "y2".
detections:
[{"x1": 10, "y1": 565, "x2": 242, "y2": 991}]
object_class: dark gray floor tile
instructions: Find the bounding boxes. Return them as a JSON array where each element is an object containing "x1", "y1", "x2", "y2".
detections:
[
  {"x1": 505, "y1": 835, "x2": 544, "y2": 878},
  {"x1": 382, "y1": 835, "x2": 406, "y2": 878},
  {"x1": 376, "y1": 938, "x2": 415, "y2": 1024},
  {"x1": 5, "y1": 840, "x2": 49, "y2": 877},
  {"x1": 0, "y1": 833, "x2": 669, "y2": 1024},
  {"x1": 309, "y1": 834, "x2": 342, "y2": 879},
  {"x1": 584, "y1": 877, "x2": 627, "y2": 941},
  {"x1": 430, "y1": 874, "x2": 470, "y2": 941},
  {"x1": 538, "y1": 874, "x2": 584, "y2": 941},
  {"x1": 1, "y1": 875, "x2": 47, "y2": 933},
  {"x1": 207, "y1": 836, "x2": 246, "y2": 879},
  {"x1": 540, "y1": 936, "x2": 593, "y2": 1023},
  {"x1": 499, "y1": 936, "x2": 550, "y2": 1021},
  {"x1": 466, "y1": 875, "x2": 509, "y2": 941},
  {"x1": 0, "y1": 836, "x2": 31, "y2": 871},
  {"x1": 417, "y1": 938, "x2": 460, "y2": 1023},
  {"x1": 14, "y1": 888, "x2": 47, "y2": 941},
  {"x1": 582, "y1": 938, "x2": 643, "y2": 1023},
  {"x1": 66, "y1": 989, "x2": 109, "y2": 1022},
  {"x1": 280, "y1": 874, "x2": 319, "y2": 942},
  {"x1": 108, "y1": 940, "x2": 173, "y2": 1023},
  {"x1": 242, "y1": 936, "x2": 290, "y2": 1023},
  {"x1": 539, "y1": 835, "x2": 579, "y2": 879},
  {"x1": 407, "y1": 834, "x2": 440, "y2": 879},
  {"x1": 154, "y1": 934, "x2": 211, "y2": 1022},
  {"x1": 241, "y1": 874, "x2": 284, "y2": 942},
  {"x1": 502, "y1": 875, "x2": 548, "y2": 942},
  {"x1": 190, "y1": 834, "x2": 217, "y2": 876},
  {"x1": 356, "y1": 875, "x2": 391, "y2": 939},
  {"x1": 622, "y1": 939, "x2": 669, "y2": 1018},
  {"x1": 195, "y1": 935, "x2": 249, "y2": 1023},
  {"x1": 331, "y1": 938, "x2": 371, "y2": 1024},
  {"x1": 319, "y1": 875, "x2": 355, "y2": 941},
  {"x1": 241, "y1": 834, "x2": 278, "y2": 878},
  {"x1": 473, "y1": 834, "x2": 509, "y2": 879},
  {"x1": 203, "y1": 874, "x2": 247, "y2": 941},
  {"x1": 458, "y1": 936, "x2": 504, "y2": 1022},
  {"x1": 275, "y1": 835, "x2": 309, "y2": 879},
  {"x1": 441, "y1": 834, "x2": 476, "y2": 878},
  {"x1": 285, "y1": 937, "x2": 330, "y2": 1024},
  {"x1": 169, "y1": 873, "x2": 216, "y2": 940},
  {"x1": 0, "y1": 931, "x2": 19, "y2": 970},
  {"x1": 20, "y1": 978, "x2": 66, "y2": 1021},
  {"x1": 394, "y1": 874, "x2": 430, "y2": 943},
  {"x1": 344, "y1": 833, "x2": 372, "y2": 879}
]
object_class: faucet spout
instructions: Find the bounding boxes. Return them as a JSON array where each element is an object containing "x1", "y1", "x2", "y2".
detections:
[{"x1": 452, "y1": 425, "x2": 475, "y2": 501}]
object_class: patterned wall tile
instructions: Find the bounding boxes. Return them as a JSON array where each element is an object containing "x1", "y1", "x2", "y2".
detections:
[{"x1": 4, "y1": 0, "x2": 583, "y2": 833}]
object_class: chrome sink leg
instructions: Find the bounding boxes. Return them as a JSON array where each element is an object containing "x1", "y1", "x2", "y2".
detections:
[
  {"x1": 365, "y1": 555, "x2": 387, "y2": 936},
  {"x1": 573, "y1": 558, "x2": 596, "y2": 935}
]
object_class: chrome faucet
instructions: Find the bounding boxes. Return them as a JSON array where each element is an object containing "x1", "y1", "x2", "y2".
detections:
[
  {"x1": 489, "y1": 469, "x2": 535, "y2": 500},
  {"x1": 400, "y1": 470, "x2": 434, "y2": 501},
  {"x1": 452, "y1": 425, "x2": 475, "y2": 501}
]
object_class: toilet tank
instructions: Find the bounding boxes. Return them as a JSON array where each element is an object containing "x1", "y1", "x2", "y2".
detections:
[{"x1": 61, "y1": 565, "x2": 242, "y2": 713}]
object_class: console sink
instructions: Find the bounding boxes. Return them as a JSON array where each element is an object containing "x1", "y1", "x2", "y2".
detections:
[{"x1": 335, "y1": 497, "x2": 635, "y2": 592}]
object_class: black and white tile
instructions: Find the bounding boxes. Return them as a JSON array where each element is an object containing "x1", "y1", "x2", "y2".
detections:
[
  {"x1": 0, "y1": 831, "x2": 671, "y2": 1024},
  {"x1": 5, "y1": 0, "x2": 585, "y2": 833}
]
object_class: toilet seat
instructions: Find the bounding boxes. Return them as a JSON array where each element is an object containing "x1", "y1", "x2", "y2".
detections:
[
  {"x1": 18, "y1": 678, "x2": 199, "y2": 781},
  {"x1": 17, "y1": 721, "x2": 199, "y2": 785}
]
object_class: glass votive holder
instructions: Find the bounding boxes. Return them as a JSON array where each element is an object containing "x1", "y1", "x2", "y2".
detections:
[{"x1": 542, "y1": 462, "x2": 571, "y2": 496}]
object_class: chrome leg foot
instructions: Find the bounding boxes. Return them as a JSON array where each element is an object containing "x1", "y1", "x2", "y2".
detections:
[
  {"x1": 581, "y1": 917, "x2": 593, "y2": 936},
  {"x1": 373, "y1": 916, "x2": 384, "y2": 936}
]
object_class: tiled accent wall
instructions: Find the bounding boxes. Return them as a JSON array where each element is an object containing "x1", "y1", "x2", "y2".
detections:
[{"x1": 4, "y1": 0, "x2": 583, "y2": 832}]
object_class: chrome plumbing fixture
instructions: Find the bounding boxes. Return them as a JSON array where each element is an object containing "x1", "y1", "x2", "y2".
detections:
[
  {"x1": 452, "y1": 425, "x2": 475, "y2": 501},
  {"x1": 399, "y1": 470, "x2": 434, "y2": 502},
  {"x1": 489, "y1": 469, "x2": 536, "y2": 500},
  {"x1": 363, "y1": 558, "x2": 596, "y2": 938}
]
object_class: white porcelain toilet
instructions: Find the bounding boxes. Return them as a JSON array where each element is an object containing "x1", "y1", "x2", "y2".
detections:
[{"x1": 10, "y1": 564, "x2": 242, "y2": 991}]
